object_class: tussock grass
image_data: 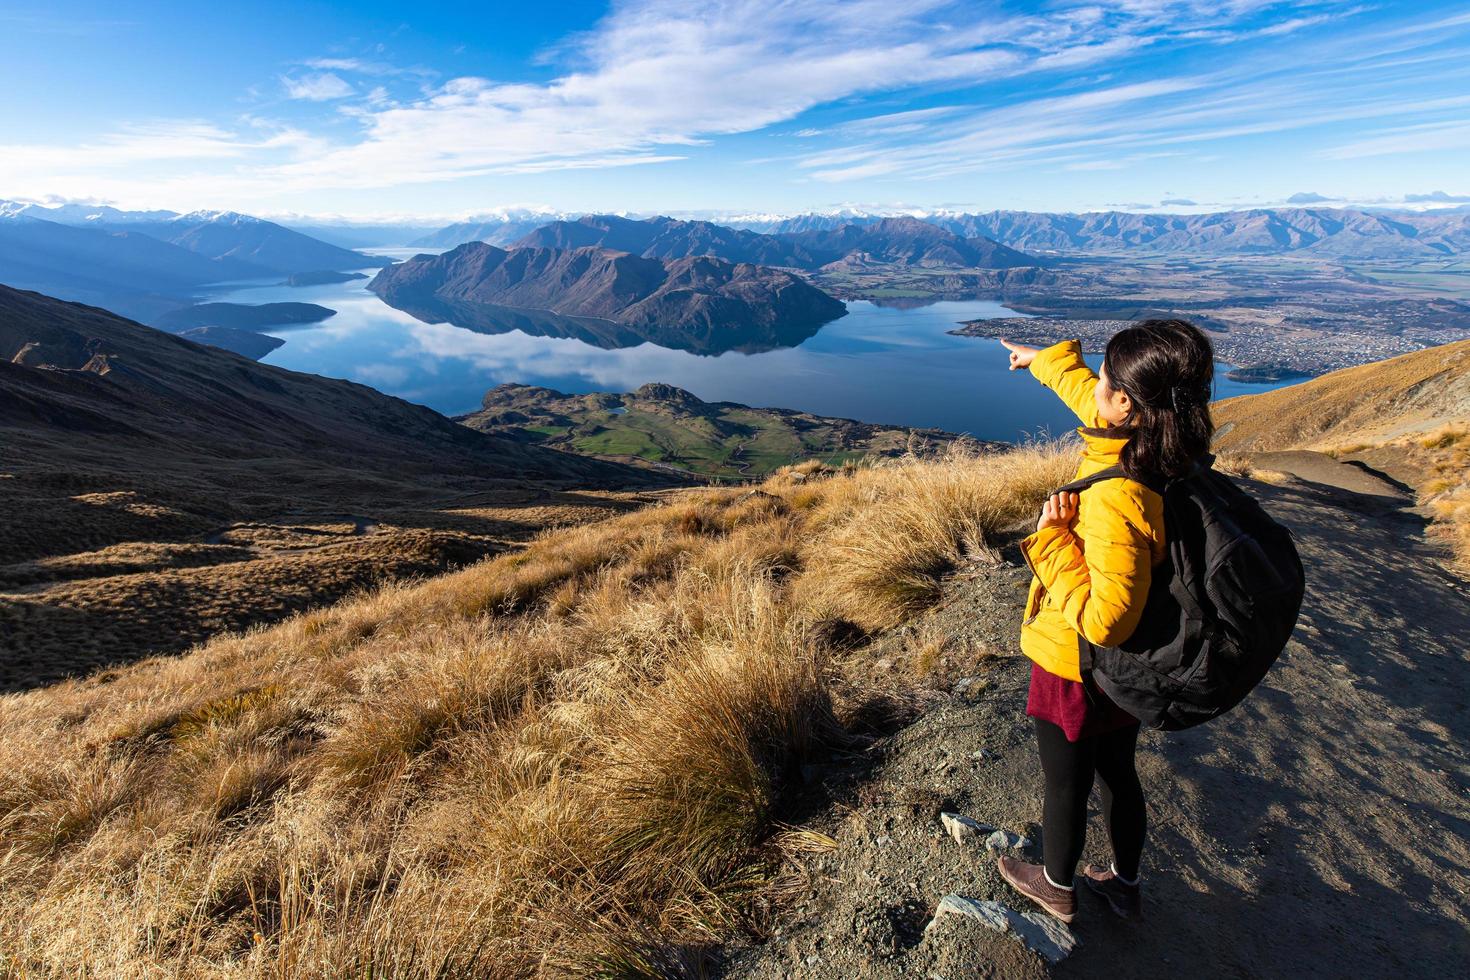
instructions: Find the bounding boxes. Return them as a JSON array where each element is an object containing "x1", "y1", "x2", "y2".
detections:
[
  {"x1": 0, "y1": 442, "x2": 1069, "y2": 977},
  {"x1": 1412, "y1": 425, "x2": 1470, "y2": 573},
  {"x1": 798, "y1": 442, "x2": 1074, "y2": 629},
  {"x1": 1213, "y1": 452, "x2": 1293, "y2": 485}
]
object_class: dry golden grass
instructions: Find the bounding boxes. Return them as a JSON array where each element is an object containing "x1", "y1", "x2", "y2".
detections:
[
  {"x1": 1411, "y1": 425, "x2": 1470, "y2": 573},
  {"x1": 1, "y1": 530, "x2": 497, "y2": 692},
  {"x1": 1212, "y1": 337, "x2": 1470, "y2": 452},
  {"x1": 0, "y1": 442, "x2": 1070, "y2": 978},
  {"x1": 1214, "y1": 341, "x2": 1470, "y2": 574},
  {"x1": 1212, "y1": 452, "x2": 1293, "y2": 485}
]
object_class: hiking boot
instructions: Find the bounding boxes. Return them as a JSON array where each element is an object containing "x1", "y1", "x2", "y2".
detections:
[
  {"x1": 1080, "y1": 863, "x2": 1142, "y2": 919},
  {"x1": 996, "y1": 856, "x2": 1076, "y2": 923}
]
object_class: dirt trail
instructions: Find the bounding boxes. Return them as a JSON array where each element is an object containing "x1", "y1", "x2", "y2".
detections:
[{"x1": 721, "y1": 469, "x2": 1470, "y2": 979}]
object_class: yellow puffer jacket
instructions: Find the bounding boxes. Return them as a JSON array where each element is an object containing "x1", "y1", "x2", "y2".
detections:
[{"x1": 1018, "y1": 340, "x2": 1167, "y2": 682}]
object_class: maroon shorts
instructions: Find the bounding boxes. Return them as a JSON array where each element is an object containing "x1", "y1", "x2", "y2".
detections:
[{"x1": 1026, "y1": 660, "x2": 1139, "y2": 742}]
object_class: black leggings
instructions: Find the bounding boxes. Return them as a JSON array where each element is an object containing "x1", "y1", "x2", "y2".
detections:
[{"x1": 1034, "y1": 718, "x2": 1146, "y2": 885}]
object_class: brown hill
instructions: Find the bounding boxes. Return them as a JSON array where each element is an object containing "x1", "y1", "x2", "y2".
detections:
[
  {"x1": 1212, "y1": 337, "x2": 1470, "y2": 451},
  {"x1": 0, "y1": 285, "x2": 671, "y2": 688}
]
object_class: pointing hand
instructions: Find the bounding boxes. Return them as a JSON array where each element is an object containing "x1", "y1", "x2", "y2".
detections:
[{"x1": 1000, "y1": 338, "x2": 1040, "y2": 371}]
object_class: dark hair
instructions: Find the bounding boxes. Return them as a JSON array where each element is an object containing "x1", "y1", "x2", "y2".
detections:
[{"x1": 1099, "y1": 318, "x2": 1215, "y2": 481}]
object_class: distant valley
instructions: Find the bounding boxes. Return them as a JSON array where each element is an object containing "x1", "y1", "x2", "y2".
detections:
[
  {"x1": 4, "y1": 199, "x2": 1470, "y2": 385},
  {"x1": 389, "y1": 208, "x2": 1470, "y2": 376}
]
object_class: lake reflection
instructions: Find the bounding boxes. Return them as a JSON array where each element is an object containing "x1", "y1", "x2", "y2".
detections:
[
  {"x1": 210, "y1": 258, "x2": 1298, "y2": 443},
  {"x1": 374, "y1": 294, "x2": 832, "y2": 355}
]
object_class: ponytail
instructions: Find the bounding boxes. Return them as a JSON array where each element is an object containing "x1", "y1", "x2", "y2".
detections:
[{"x1": 1102, "y1": 319, "x2": 1215, "y2": 481}]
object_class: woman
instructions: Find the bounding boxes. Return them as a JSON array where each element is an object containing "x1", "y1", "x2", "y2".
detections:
[{"x1": 995, "y1": 319, "x2": 1216, "y2": 924}]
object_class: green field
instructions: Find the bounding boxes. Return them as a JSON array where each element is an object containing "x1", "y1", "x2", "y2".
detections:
[{"x1": 467, "y1": 388, "x2": 962, "y2": 481}]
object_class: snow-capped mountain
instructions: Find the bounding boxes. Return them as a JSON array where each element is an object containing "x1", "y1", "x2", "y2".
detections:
[{"x1": 0, "y1": 200, "x2": 180, "y2": 224}]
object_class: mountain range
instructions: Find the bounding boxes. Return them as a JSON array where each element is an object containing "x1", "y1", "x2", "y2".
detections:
[
  {"x1": 509, "y1": 214, "x2": 1037, "y2": 271},
  {"x1": 0, "y1": 203, "x2": 387, "y2": 322},
  {"x1": 368, "y1": 242, "x2": 849, "y2": 354},
  {"x1": 409, "y1": 206, "x2": 1470, "y2": 261}
]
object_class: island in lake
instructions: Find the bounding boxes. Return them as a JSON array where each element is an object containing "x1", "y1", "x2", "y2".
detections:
[
  {"x1": 461, "y1": 381, "x2": 989, "y2": 479},
  {"x1": 369, "y1": 242, "x2": 848, "y2": 355},
  {"x1": 154, "y1": 301, "x2": 336, "y2": 332}
]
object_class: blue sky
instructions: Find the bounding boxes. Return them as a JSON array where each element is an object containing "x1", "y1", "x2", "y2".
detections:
[{"x1": 3, "y1": 0, "x2": 1468, "y2": 219}]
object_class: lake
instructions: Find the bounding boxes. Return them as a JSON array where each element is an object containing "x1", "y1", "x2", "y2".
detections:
[{"x1": 210, "y1": 251, "x2": 1298, "y2": 444}]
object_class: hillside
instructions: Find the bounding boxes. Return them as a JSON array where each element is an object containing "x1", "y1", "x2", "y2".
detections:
[
  {"x1": 105, "y1": 211, "x2": 386, "y2": 275},
  {"x1": 1212, "y1": 338, "x2": 1470, "y2": 450},
  {"x1": 721, "y1": 455, "x2": 1470, "y2": 978},
  {"x1": 0, "y1": 285, "x2": 669, "y2": 688},
  {"x1": 0, "y1": 440, "x2": 1079, "y2": 976},
  {"x1": 368, "y1": 243, "x2": 848, "y2": 352},
  {"x1": 1212, "y1": 338, "x2": 1470, "y2": 572},
  {"x1": 462, "y1": 381, "x2": 983, "y2": 479},
  {"x1": 2, "y1": 419, "x2": 1466, "y2": 977}
]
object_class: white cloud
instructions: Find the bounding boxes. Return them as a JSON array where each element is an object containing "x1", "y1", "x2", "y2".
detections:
[
  {"x1": 0, "y1": 0, "x2": 1453, "y2": 209},
  {"x1": 1323, "y1": 119, "x2": 1470, "y2": 159},
  {"x1": 282, "y1": 72, "x2": 354, "y2": 101}
]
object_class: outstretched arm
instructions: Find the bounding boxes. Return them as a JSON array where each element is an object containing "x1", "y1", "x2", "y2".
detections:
[{"x1": 1012, "y1": 338, "x2": 1104, "y2": 428}]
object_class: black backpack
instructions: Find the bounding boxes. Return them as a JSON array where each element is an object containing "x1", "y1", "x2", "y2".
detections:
[{"x1": 1052, "y1": 454, "x2": 1305, "y2": 730}]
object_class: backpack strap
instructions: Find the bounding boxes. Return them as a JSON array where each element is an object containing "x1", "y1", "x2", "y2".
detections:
[
  {"x1": 1053, "y1": 464, "x2": 1127, "y2": 496},
  {"x1": 1054, "y1": 463, "x2": 1176, "y2": 498}
]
